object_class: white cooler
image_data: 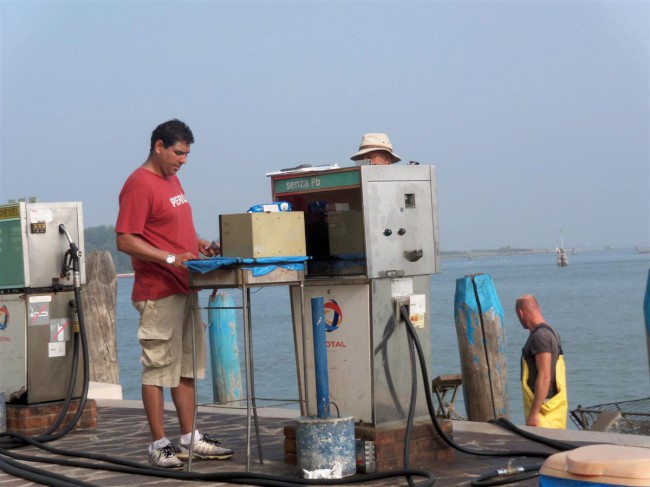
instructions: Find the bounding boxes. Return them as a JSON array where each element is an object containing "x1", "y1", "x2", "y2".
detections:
[{"x1": 539, "y1": 444, "x2": 650, "y2": 487}]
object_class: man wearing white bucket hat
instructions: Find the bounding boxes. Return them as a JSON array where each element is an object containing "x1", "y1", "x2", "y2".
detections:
[{"x1": 350, "y1": 133, "x2": 401, "y2": 165}]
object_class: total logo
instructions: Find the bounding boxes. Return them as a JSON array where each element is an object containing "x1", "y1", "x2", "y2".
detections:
[
  {"x1": 324, "y1": 299, "x2": 346, "y2": 348},
  {"x1": 324, "y1": 300, "x2": 342, "y2": 332},
  {"x1": 0, "y1": 305, "x2": 9, "y2": 332}
]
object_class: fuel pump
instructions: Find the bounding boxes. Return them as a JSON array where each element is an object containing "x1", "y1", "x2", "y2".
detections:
[
  {"x1": 270, "y1": 164, "x2": 439, "y2": 426},
  {"x1": 0, "y1": 201, "x2": 85, "y2": 405}
]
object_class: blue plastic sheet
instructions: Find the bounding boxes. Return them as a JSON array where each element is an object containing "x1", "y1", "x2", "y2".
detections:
[
  {"x1": 186, "y1": 256, "x2": 309, "y2": 277},
  {"x1": 539, "y1": 475, "x2": 617, "y2": 487}
]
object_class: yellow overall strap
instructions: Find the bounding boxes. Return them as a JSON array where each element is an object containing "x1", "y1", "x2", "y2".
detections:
[{"x1": 521, "y1": 354, "x2": 567, "y2": 429}]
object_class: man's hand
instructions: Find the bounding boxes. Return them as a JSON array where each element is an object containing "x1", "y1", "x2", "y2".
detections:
[
  {"x1": 198, "y1": 239, "x2": 220, "y2": 257},
  {"x1": 526, "y1": 412, "x2": 541, "y2": 427},
  {"x1": 174, "y1": 251, "x2": 198, "y2": 267}
]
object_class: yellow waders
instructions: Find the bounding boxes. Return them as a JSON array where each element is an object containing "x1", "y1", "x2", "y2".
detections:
[{"x1": 521, "y1": 354, "x2": 567, "y2": 429}]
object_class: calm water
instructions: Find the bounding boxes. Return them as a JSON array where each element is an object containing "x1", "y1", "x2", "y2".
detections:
[{"x1": 115, "y1": 249, "x2": 650, "y2": 426}]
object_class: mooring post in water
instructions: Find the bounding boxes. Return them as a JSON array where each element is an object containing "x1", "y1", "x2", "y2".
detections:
[
  {"x1": 208, "y1": 292, "x2": 243, "y2": 403},
  {"x1": 643, "y1": 270, "x2": 650, "y2": 378},
  {"x1": 454, "y1": 273, "x2": 509, "y2": 422},
  {"x1": 311, "y1": 296, "x2": 329, "y2": 419}
]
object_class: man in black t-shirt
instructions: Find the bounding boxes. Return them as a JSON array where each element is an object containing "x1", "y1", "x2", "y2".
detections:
[{"x1": 516, "y1": 295, "x2": 567, "y2": 428}]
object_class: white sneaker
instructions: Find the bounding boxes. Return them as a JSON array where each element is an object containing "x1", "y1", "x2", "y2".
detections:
[
  {"x1": 176, "y1": 433, "x2": 234, "y2": 460},
  {"x1": 148, "y1": 443, "x2": 183, "y2": 468}
]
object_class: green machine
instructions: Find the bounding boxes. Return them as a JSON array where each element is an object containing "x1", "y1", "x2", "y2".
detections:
[{"x1": 0, "y1": 201, "x2": 85, "y2": 404}]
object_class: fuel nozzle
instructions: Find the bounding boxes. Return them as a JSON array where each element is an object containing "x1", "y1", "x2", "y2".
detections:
[
  {"x1": 59, "y1": 224, "x2": 81, "y2": 257},
  {"x1": 59, "y1": 223, "x2": 82, "y2": 287}
]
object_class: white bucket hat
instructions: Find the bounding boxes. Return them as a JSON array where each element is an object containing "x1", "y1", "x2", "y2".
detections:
[{"x1": 350, "y1": 133, "x2": 401, "y2": 163}]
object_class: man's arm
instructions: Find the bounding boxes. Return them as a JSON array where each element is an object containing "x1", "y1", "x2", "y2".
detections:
[
  {"x1": 116, "y1": 233, "x2": 196, "y2": 268},
  {"x1": 527, "y1": 351, "x2": 552, "y2": 426}
]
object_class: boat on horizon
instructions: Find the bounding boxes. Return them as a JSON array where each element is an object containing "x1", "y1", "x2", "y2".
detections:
[{"x1": 556, "y1": 231, "x2": 569, "y2": 267}]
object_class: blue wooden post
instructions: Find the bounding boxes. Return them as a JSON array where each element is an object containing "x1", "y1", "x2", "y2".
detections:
[
  {"x1": 208, "y1": 293, "x2": 243, "y2": 403},
  {"x1": 311, "y1": 296, "x2": 329, "y2": 419},
  {"x1": 454, "y1": 273, "x2": 509, "y2": 422},
  {"x1": 295, "y1": 298, "x2": 356, "y2": 477},
  {"x1": 643, "y1": 271, "x2": 650, "y2": 378}
]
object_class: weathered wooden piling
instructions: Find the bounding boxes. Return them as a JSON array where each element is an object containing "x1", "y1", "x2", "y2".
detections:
[
  {"x1": 454, "y1": 273, "x2": 509, "y2": 422},
  {"x1": 80, "y1": 251, "x2": 119, "y2": 385}
]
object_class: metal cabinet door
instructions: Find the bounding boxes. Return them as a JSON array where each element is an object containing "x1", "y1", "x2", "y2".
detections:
[{"x1": 363, "y1": 180, "x2": 437, "y2": 278}]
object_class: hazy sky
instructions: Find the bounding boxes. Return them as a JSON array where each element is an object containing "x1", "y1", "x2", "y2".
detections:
[{"x1": 1, "y1": 0, "x2": 648, "y2": 251}]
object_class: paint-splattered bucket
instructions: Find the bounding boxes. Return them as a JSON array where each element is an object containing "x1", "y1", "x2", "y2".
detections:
[{"x1": 295, "y1": 415, "x2": 355, "y2": 477}]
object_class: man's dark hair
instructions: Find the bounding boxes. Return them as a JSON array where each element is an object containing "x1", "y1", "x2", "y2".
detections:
[{"x1": 150, "y1": 119, "x2": 194, "y2": 152}]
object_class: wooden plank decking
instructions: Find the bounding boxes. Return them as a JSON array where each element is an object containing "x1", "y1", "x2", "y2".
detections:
[{"x1": 1, "y1": 400, "x2": 648, "y2": 487}]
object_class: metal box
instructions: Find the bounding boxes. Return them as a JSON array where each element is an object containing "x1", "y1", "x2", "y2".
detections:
[
  {"x1": 0, "y1": 202, "x2": 85, "y2": 289},
  {"x1": 219, "y1": 212, "x2": 306, "y2": 258},
  {"x1": 274, "y1": 165, "x2": 439, "y2": 427},
  {"x1": 362, "y1": 166, "x2": 438, "y2": 278},
  {"x1": 271, "y1": 165, "x2": 439, "y2": 278},
  {"x1": 290, "y1": 275, "x2": 432, "y2": 425},
  {"x1": 0, "y1": 291, "x2": 85, "y2": 404}
]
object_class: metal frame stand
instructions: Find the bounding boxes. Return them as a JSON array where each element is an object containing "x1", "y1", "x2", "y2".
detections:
[{"x1": 187, "y1": 265, "x2": 306, "y2": 471}]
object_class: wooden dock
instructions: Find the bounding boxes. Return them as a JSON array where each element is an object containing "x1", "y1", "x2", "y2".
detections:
[{"x1": 1, "y1": 400, "x2": 648, "y2": 486}]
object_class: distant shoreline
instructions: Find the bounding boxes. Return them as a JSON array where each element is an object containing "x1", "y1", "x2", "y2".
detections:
[
  {"x1": 441, "y1": 248, "x2": 552, "y2": 259},
  {"x1": 113, "y1": 248, "x2": 647, "y2": 274},
  {"x1": 441, "y1": 246, "x2": 649, "y2": 259}
]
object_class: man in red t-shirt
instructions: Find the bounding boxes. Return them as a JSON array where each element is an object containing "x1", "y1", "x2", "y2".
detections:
[{"x1": 116, "y1": 119, "x2": 233, "y2": 467}]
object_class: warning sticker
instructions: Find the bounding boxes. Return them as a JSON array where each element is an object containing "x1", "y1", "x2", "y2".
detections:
[
  {"x1": 29, "y1": 302, "x2": 50, "y2": 325},
  {"x1": 50, "y1": 318, "x2": 71, "y2": 342},
  {"x1": 391, "y1": 278, "x2": 413, "y2": 298},
  {"x1": 49, "y1": 342, "x2": 65, "y2": 358}
]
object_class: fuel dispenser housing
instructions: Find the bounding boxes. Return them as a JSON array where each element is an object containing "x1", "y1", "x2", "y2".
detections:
[
  {"x1": 271, "y1": 164, "x2": 439, "y2": 426},
  {"x1": 0, "y1": 201, "x2": 85, "y2": 404}
]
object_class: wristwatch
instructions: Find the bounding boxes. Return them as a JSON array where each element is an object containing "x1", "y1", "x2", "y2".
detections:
[{"x1": 165, "y1": 254, "x2": 176, "y2": 265}]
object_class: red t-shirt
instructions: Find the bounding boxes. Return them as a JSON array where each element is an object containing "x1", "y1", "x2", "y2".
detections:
[{"x1": 116, "y1": 168, "x2": 198, "y2": 301}]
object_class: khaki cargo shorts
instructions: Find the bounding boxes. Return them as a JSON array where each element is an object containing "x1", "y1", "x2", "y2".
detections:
[{"x1": 133, "y1": 293, "x2": 206, "y2": 388}]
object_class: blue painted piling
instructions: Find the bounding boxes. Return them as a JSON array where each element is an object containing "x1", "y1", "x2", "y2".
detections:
[
  {"x1": 208, "y1": 293, "x2": 243, "y2": 403},
  {"x1": 311, "y1": 296, "x2": 329, "y2": 419},
  {"x1": 643, "y1": 271, "x2": 650, "y2": 378},
  {"x1": 454, "y1": 274, "x2": 509, "y2": 422}
]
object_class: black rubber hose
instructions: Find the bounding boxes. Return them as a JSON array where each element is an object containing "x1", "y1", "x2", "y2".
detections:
[
  {"x1": 0, "y1": 455, "x2": 93, "y2": 487},
  {"x1": 2, "y1": 411, "x2": 437, "y2": 487},
  {"x1": 374, "y1": 317, "x2": 406, "y2": 419},
  {"x1": 1, "y1": 438, "x2": 437, "y2": 487},
  {"x1": 489, "y1": 418, "x2": 577, "y2": 451},
  {"x1": 40, "y1": 314, "x2": 81, "y2": 436},
  {"x1": 399, "y1": 305, "x2": 568, "y2": 458},
  {"x1": 403, "y1": 322, "x2": 418, "y2": 487},
  {"x1": 470, "y1": 463, "x2": 542, "y2": 487}
]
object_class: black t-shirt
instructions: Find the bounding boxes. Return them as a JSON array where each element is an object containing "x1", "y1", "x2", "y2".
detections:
[{"x1": 522, "y1": 323, "x2": 562, "y2": 398}]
